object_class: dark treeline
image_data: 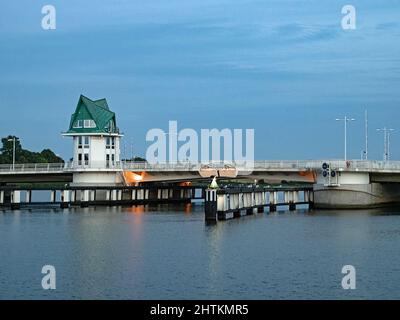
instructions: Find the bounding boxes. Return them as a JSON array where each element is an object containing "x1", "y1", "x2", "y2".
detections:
[{"x1": 0, "y1": 135, "x2": 64, "y2": 164}]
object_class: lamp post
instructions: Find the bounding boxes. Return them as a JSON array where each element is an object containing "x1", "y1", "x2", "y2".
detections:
[
  {"x1": 335, "y1": 116, "x2": 355, "y2": 161},
  {"x1": 7, "y1": 137, "x2": 19, "y2": 171},
  {"x1": 377, "y1": 127, "x2": 394, "y2": 161}
]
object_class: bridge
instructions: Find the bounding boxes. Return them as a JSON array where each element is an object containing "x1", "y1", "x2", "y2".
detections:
[
  {"x1": 2, "y1": 160, "x2": 400, "y2": 209},
  {"x1": 1, "y1": 159, "x2": 400, "y2": 181}
]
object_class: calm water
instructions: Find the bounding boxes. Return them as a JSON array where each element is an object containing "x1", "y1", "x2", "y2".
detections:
[{"x1": 1, "y1": 203, "x2": 400, "y2": 300}]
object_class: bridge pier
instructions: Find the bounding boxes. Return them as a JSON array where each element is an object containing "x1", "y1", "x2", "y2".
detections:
[
  {"x1": 0, "y1": 190, "x2": 4, "y2": 205},
  {"x1": 25, "y1": 190, "x2": 32, "y2": 204},
  {"x1": 304, "y1": 190, "x2": 314, "y2": 209},
  {"x1": 81, "y1": 190, "x2": 90, "y2": 207},
  {"x1": 61, "y1": 190, "x2": 70, "y2": 208},
  {"x1": 269, "y1": 191, "x2": 277, "y2": 212},
  {"x1": 11, "y1": 190, "x2": 21, "y2": 210},
  {"x1": 50, "y1": 190, "x2": 56, "y2": 203}
]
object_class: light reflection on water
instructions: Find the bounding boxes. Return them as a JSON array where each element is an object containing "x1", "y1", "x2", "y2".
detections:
[{"x1": 1, "y1": 204, "x2": 400, "y2": 299}]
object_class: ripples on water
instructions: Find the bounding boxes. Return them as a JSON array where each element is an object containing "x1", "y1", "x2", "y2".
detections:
[{"x1": 1, "y1": 204, "x2": 400, "y2": 300}]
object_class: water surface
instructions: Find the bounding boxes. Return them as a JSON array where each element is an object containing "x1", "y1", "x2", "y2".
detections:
[{"x1": 1, "y1": 204, "x2": 400, "y2": 299}]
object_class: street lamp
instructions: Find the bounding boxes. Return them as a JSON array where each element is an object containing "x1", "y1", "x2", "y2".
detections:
[
  {"x1": 335, "y1": 116, "x2": 355, "y2": 161},
  {"x1": 7, "y1": 137, "x2": 19, "y2": 171},
  {"x1": 376, "y1": 127, "x2": 394, "y2": 161}
]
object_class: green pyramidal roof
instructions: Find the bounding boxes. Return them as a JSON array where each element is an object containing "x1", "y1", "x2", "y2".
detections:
[{"x1": 66, "y1": 95, "x2": 119, "y2": 134}]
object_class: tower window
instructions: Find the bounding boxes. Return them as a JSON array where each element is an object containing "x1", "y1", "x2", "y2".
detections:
[
  {"x1": 73, "y1": 120, "x2": 83, "y2": 128},
  {"x1": 78, "y1": 136, "x2": 83, "y2": 148},
  {"x1": 84, "y1": 119, "x2": 96, "y2": 128},
  {"x1": 106, "y1": 137, "x2": 111, "y2": 149},
  {"x1": 84, "y1": 136, "x2": 90, "y2": 148}
]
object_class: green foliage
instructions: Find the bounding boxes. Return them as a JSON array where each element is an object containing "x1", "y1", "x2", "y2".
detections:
[
  {"x1": 0, "y1": 135, "x2": 64, "y2": 164},
  {"x1": 133, "y1": 156, "x2": 147, "y2": 162}
]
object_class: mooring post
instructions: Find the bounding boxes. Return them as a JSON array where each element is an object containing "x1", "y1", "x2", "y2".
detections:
[{"x1": 205, "y1": 189, "x2": 218, "y2": 222}]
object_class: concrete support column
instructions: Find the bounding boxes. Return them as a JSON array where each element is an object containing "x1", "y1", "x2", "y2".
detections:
[
  {"x1": 71, "y1": 190, "x2": 76, "y2": 203},
  {"x1": 25, "y1": 190, "x2": 32, "y2": 203},
  {"x1": 288, "y1": 191, "x2": 296, "y2": 211},
  {"x1": 293, "y1": 191, "x2": 299, "y2": 203},
  {"x1": 309, "y1": 190, "x2": 315, "y2": 209},
  {"x1": 0, "y1": 190, "x2": 4, "y2": 204},
  {"x1": 11, "y1": 190, "x2": 21, "y2": 210},
  {"x1": 269, "y1": 191, "x2": 277, "y2": 212},
  {"x1": 111, "y1": 190, "x2": 117, "y2": 201},
  {"x1": 81, "y1": 190, "x2": 90, "y2": 207},
  {"x1": 61, "y1": 190, "x2": 70, "y2": 208},
  {"x1": 217, "y1": 194, "x2": 225, "y2": 212},
  {"x1": 90, "y1": 190, "x2": 96, "y2": 202},
  {"x1": 131, "y1": 189, "x2": 136, "y2": 201},
  {"x1": 145, "y1": 189, "x2": 149, "y2": 200},
  {"x1": 50, "y1": 190, "x2": 56, "y2": 203}
]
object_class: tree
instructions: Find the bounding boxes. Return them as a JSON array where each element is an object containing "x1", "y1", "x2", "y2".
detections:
[{"x1": 0, "y1": 136, "x2": 64, "y2": 164}]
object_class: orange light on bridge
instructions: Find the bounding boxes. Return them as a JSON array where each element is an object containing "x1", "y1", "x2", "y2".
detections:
[{"x1": 123, "y1": 171, "x2": 144, "y2": 185}]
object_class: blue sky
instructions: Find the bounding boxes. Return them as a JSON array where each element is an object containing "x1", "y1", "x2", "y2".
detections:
[{"x1": 1, "y1": 0, "x2": 400, "y2": 160}]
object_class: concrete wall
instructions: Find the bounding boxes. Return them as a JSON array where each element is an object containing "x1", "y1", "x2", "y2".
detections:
[
  {"x1": 90, "y1": 136, "x2": 106, "y2": 165},
  {"x1": 72, "y1": 172, "x2": 123, "y2": 186},
  {"x1": 316, "y1": 171, "x2": 370, "y2": 185},
  {"x1": 314, "y1": 182, "x2": 400, "y2": 209}
]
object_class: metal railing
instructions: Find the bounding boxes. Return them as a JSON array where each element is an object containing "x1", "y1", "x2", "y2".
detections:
[
  {"x1": 2, "y1": 160, "x2": 400, "y2": 173},
  {"x1": 0, "y1": 163, "x2": 66, "y2": 173}
]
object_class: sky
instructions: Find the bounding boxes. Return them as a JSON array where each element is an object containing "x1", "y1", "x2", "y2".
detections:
[{"x1": 1, "y1": 0, "x2": 400, "y2": 161}]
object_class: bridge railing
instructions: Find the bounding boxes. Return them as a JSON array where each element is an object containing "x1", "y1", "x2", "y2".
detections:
[
  {"x1": 2, "y1": 160, "x2": 400, "y2": 173},
  {"x1": 0, "y1": 163, "x2": 66, "y2": 173}
]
